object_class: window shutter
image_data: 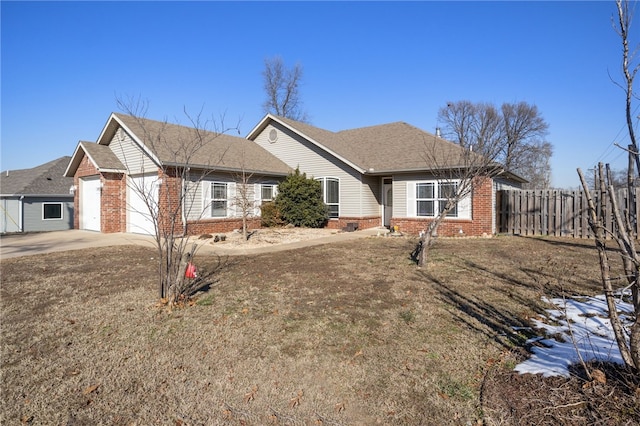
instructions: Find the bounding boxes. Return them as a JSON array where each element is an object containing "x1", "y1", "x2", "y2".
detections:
[
  {"x1": 254, "y1": 183, "x2": 262, "y2": 216},
  {"x1": 227, "y1": 182, "x2": 236, "y2": 217},
  {"x1": 406, "y1": 182, "x2": 416, "y2": 217},
  {"x1": 458, "y1": 190, "x2": 472, "y2": 219},
  {"x1": 202, "y1": 181, "x2": 211, "y2": 219}
]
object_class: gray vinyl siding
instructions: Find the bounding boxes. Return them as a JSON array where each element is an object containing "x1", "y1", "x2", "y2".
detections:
[
  {"x1": 361, "y1": 174, "x2": 382, "y2": 216},
  {"x1": 108, "y1": 128, "x2": 157, "y2": 174},
  {"x1": 184, "y1": 172, "x2": 278, "y2": 221},
  {"x1": 392, "y1": 174, "x2": 417, "y2": 219},
  {"x1": 22, "y1": 196, "x2": 74, "y2": 232},
  {"x1": 1, "y1": 197, "x2": 21, "y2": 233},
  {"x1": 253, "y1": 123, "x2": 371, "y2": 218}
]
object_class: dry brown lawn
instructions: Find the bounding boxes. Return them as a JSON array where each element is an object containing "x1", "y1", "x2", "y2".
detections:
[{"x1": 1, "y1": 235, "x2": 638, "y2": 425}]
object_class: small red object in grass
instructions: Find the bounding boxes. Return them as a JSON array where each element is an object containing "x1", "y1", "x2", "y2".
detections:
[{"x1": 185, "y1": 263, "x2": 197, "y2": 279}]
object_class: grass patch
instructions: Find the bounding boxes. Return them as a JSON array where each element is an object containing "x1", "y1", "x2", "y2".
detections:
[{"x1": 1, "y1": 236, "x2": 631, "y2": 424}]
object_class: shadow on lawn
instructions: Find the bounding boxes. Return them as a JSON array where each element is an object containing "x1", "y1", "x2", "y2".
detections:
[{"x1": 417, "y1": 270, "x2": 534, "y2": 350}]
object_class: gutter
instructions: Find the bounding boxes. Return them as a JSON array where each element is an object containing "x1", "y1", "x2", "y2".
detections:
[{"x1": 162, "y1": 162, "x2": 291, "y2": 177}]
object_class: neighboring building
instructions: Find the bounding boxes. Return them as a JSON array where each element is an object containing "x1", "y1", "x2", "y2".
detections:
[
  {"x1": 64, "y1": 113, "x2": 525, "y2": 237},
  {"x1": 0, "y1": 156, "x2": 74, "y2": 233}
]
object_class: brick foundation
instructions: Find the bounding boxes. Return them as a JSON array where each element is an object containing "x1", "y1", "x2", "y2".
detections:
[{"x1": 325, "y1": 216, "x2": 382, "y2": 231}]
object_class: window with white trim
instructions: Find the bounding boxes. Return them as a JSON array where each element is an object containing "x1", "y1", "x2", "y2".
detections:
[
  {"x1": 316, "y1": 177, "x2": 339, "y2": 219},
  {"x1": 211, "y1": 182, "x2": 228, "y2": 217},
  {"x1": 416, "y1": 181, "x2": 459, "y2": 218},
  {"x1": 261, "y1": 184, "x2": 276, "y2": 203},
  {"x1": 43, "y1": 202, "x2": 63, "y2": 220}
]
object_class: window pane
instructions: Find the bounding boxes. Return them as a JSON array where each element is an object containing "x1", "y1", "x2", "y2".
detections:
[
  {"x1": 440, "y1": 200, "x2": 458, "y2": 217},
  {"x1": 212, "y1": 183, "x2": 227, "y2": 200},
  {"x1": 43, "y1": 203, "x2": 62, "y2": 219},
  {"x1": 261, "y1": 185, "x2": 273, "y2": 201},
  {"x1": 212, "y1": 200, "x2": 226, "y2": 217},
  {"x1": 439, "y1": 182, "x2": 457, "y2": 199},
  {"x1": 328, "y1": 204, "x2": 339, "y2": 218},
  {"x1": 326, "y1": 179, "x2": 339, "y2": 204},
  {"x1": 417, "y1": 183, "x2": 434, "y2": 199},
  {"x1": 417, "y1": 200, "x2": 434, "y2": 216}
]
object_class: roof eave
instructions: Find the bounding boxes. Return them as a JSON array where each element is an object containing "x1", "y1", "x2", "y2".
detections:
[
  {"x1": 63, "y1": 142, "x2": 86, "y2": 177},
  {"x1": 1, "y1": 193, "x2": 73, "y2": 197},
  {"x1": 162, "y1": 161, "x2": 291, "y2": 177},
  {"x1": 98, "y1": 168, "x2": 127, "y2": 174}
]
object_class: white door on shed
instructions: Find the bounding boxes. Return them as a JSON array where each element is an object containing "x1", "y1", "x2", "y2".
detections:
[
  {"x1": 81, "y1": 177, "x2": 101, "y2": 231},
  {"x1": 128, "y1": 174, "x2": 159, "y2": 235}
]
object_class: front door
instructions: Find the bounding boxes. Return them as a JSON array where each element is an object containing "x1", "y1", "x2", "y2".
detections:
[{"x1": 383, "y1": 178, "x2": 392, "y2": 228}]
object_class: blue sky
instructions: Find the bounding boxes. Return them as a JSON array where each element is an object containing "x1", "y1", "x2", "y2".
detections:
[{"x1": 2, "y1": 1, "x2": 637, "y2": 188}]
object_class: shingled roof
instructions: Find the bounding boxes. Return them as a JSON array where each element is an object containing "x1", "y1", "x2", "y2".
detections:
[
  {"x1": 0, "y1": 157, "x2": 73, "y2": 196},
  {"x1": 252, "y1": 114, "x2": 510, "y2": 176},
  {"x1": 107, "y1": 113, "x2": 291, "y2": 175}
]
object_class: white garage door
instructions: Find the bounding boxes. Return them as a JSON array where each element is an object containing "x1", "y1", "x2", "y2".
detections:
[
  {"x1": 81, "y1": 177, "x2": 101, "y2": 231},
  {"x1": 128, "y1": 174, "x2": 159, "y2": 235}
]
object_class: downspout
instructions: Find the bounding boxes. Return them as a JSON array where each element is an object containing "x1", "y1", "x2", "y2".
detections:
[{"x1": 19, "y1": 195, "x2": 24, "y2": 232}]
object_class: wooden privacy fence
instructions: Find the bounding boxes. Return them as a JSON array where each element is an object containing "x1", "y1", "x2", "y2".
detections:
[{"x1": 496, "y1": 189, "x2": 640, "y2": 238}]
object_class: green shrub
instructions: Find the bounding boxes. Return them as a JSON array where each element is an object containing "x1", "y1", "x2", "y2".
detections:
[
  {"x1": 275, "y1": 168, "x2": 328, "y2": 228},
  {"x1": 260, "y1": 201, "x2": 284, "y2": 227}
]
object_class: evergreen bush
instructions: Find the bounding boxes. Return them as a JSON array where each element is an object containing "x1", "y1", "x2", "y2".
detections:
[{"x1": 275, "y1": 168, "x2": 328, "y2": 228}]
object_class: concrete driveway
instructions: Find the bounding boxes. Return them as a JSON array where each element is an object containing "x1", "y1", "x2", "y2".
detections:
[
  {"x1": 0, "y1": 230, "x2": 157, "y2": 259},
  {"x1": 0, "y1": 228, "x2": 389, "y2": 260}
]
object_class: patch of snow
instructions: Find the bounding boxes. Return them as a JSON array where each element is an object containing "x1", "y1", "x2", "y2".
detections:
[{"x1": 514, "y1": 292, "x2": 634, "y2": 377}]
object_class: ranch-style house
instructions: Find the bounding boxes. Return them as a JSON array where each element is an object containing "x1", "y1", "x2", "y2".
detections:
[{"x1": 64, "y1": 112, "x2": 525, "y2": 236}]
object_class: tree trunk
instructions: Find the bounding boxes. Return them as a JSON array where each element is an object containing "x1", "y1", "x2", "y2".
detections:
[{"x1": 578, "y1": 168, "x2": 637, "y2": 369}]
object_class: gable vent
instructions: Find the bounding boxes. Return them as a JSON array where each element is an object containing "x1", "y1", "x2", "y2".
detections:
[{"x1": 268, "y1": 129, "x2": 278, "y2": 143}]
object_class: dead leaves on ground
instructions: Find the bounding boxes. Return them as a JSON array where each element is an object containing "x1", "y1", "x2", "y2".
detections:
[
  {"x1": 244, "y1": 385, "x2": 258, "y2": 403},
  {"x1": 289, "y1": 390, "x2": 304, "y2": 408},
  {"x1": 82, "y1": 383, "x2": 100, "y2": 395}
]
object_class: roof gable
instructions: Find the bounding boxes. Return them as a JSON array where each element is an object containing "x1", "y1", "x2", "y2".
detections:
[
  {"x1": 248, "y1": 114, "x2": 489, "y2": 174},
  {"x1": 64, "y1": 141, "x2": 127, "y2": 177},
  {"x1": 1, "y1": 157, "x2": 73, "y2": 196}
]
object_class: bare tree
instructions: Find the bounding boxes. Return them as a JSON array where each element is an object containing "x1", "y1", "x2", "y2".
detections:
[
  {"x1": 501, "y1": 102, "x2": 551, "y2": 187},
  {"x1": 414, "y1": 103, "x2": 507, "y2": 267},
  {"x1": 516, "y1": 140, "x2": 553, "y2": 189},
  {"x1": 115, "y1": 97, "x2": 238, "y2": 304},
  {"x1": 231, "y1": 155, "x2": 257, "y2": 242},
  {"x1": 262, "y1": 56, "x2": 308, "y2": 121},
  {"x1": 576, "y1": 0, "x2": 640, "y2": 372},
  {"x1": 440, "y1": 100, "x2": 552, "y2": 188}
]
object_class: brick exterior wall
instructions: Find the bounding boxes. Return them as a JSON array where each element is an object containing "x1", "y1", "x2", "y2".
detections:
[
  {"x1": 101, "y1": 172, "x2": 126, "y2": 233},
  {"x1": 325, "y1": 216, "x2": 381, "y2": 231},
  {"x1": 186, "y1": 218, "x2": 262, "y2": 235},
  {"x1": 391, "y1": 177, "x2": 494, "y2": 237},
  {"x1": 157, "y1": 168, "x2": 181, "y2": 235}
]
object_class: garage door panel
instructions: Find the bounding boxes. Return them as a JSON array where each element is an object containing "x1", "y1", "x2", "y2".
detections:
[{"x1": 128, "y1": 175, "x2": 158, "y2": 235}]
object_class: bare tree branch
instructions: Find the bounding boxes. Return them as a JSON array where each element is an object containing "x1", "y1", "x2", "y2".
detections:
[{"x1": 262, "y1": 56, "x2": 308, "y2": 122}]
